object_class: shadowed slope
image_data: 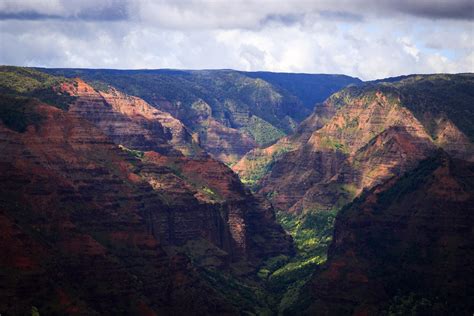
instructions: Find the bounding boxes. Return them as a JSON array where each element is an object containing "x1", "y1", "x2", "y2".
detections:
[
  {"x1": 0, "y1": 68, "x2": 294, "y2": 315},
  {"x1": 236, "y1": 74, "x2": 474, "y2": 214},
  {"x1": 41, "y1": 68, "x2": 360, "y2": 163},
  {"x1": 303, "y1": 152, "x2": 474, "y2": 315}
]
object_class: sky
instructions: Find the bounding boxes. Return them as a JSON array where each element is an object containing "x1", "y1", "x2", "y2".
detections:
[{"x1": 0, "y1": 0, "x2": 473, "y2": 80}]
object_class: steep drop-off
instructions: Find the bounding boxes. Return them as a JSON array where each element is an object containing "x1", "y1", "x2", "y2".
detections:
[
  {"x1": 2, "y1": 66, "x2": 472, "y2": 315},
  {"x1": 0, "y1": 67, "x2": 294, "y2": 315},
  {"x1": 0, "y1": 101, "x2": 233, "y2": 315},
  {"x1": 61, "y1": 78, "x2": 199, "y2": 157},
  {"x1": 232, "y1": 75, "x2": 474, "y2": 311},
  {"x1": 236, "y1": 74, "x2": 474, "y2": 214},
  {"x1": 42, "y1": 68, "x2": 361, "y2": 163},
  {"x1": 302, "y1": 153, "x2": 474, "y2": 315}
]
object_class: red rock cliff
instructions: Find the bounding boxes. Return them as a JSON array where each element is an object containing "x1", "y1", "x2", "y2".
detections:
[
  {"x1": 304, "y1": 153, "x2": 474, "y2": 315},
  {"x1": 0, "y1": 88, "x2": 293, "y2": 314}
]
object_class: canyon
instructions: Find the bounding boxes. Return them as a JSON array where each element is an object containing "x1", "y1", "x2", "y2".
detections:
[
  {"x1": 235, "y1": 75, "x2": 474, "y2": 214},
  {"x1": 0, "y1": 66, "x2": 473, "y2": 315},
  {"x1": 303, "y1": 153, "x2": 474, "y2": 315},
  {"x1": 233, "y1": 74, "x2": 474, "y2": 314},
  {"x1": 41, "y1": 68, "x2": 361, "y2": 164},
  {"x1": 0, "y1": 67, "x2": 294, "y2": 314}
]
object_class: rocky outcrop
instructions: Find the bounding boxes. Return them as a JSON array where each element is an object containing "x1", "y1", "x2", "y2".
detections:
[
  {"x1": 59, "y1": 78, "x2": 293, "y2": 262},
  {"x1": 197, "y1": 118, "x2": 257, "y2": 164},
  {"x1": 0, "y1": 101, "x2": 228, "y2": 315},
  {"x1": 43, "y1": 68, "x2": 361, "y2": 164},
  {"x1": 0, "y1": 92, "x2": 293, "y2": 314},
  {"x1": 61, "y1": 79, "x2": 200, "y2": 156},
  {"x1": 232, "y1": 100, "x2": 337, "y2": 188},
  {"x1": 101, "y1": 87, "x2": 201, "y2": 156},
  {"x1": 237, "y1": 77, "x2": 474, "y2": 214},
  {"x1": 305, "y1": 92, "x2": 431, "y2": 154},
  {"x1": 432, "y1": 117, "x2": 474, "y2": 161},
  {"x1": 257, "y1": 92, "x2": 436, "y2": 213},
  {"x1": 303, "y1": 153, "x2": 474, "y2": 315},
  {"x1": 137, "y1": 150, "x2": 293, "y2": 260}
]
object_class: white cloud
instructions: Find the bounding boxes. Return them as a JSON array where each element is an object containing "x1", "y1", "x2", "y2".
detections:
[{"x1": 0, "y1": 1, "x2": 473, "y2": 79}]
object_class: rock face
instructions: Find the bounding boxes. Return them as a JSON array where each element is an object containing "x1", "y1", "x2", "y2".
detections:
[
  {"x1": 0, "y1": 102, "x2": 229, "y2": 315},
  {"x1": 42, "y1": 68, "x2": 361, "y2": 164},
  {"x1": 236, "y1": 75, "x2": 474, "y2": 214},
  {"x1": 249, "y1": 92, "x2": 436, "y2": 213},
  {"x1": 62, "y1": 78, "x2": 200, "y2": 156},
  {"x1": 432, "y1": 118, "x2": 474, "y2": 161},
  {"x1": 0, "y1": 68, "x2": 294, "y2": 314},
  {"x1": 304, "y1": 153, "x2": 474, "y2": 315},
  {"x1": 232, "y1": 100, "x2": 337, "y2": 189},
  {"x1": 197, "y1": 117, "x2": 257, "y2": 164},
  {"x1": 137, "y1": 151, "x2": 294, "y2": 260}
]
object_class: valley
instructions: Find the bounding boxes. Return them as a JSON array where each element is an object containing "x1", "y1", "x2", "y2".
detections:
[{"x1": 0, "y1": 66, "x2": 472, "y2": 315}]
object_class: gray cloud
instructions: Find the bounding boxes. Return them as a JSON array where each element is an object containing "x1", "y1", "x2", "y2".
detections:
[
  {"x1": 318, "y1": 11, "x2": 364, "y2": 22},
  {"x1": 261, "y1": 13, "x2": 305, "y2": 26},
  {"x1": 1, "y1": 0, "x2": 472, "y2": 24},
  {"x1": 0, "y1": 0, "x2": 472, "y2": 80},
  {"x1": 389, "y1": 0, "x2": 474, "y2": 20},
  {"x1": 0, "y1": 9, "x2": 127, "y2": 21},
  {"x1": 0, "y1": 0, "x2": 129, "y2": 21}
]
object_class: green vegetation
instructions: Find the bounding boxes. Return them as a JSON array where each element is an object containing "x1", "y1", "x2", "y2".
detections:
[
  {"x1": 0, "y1": 66, "x2": 76, "y2": 110},
  {"x1": 0, "y1": 95, "x2": 43, "y2": 132},
  {"x1": 238, "y1": 156, "x2": 274, "y2": 189},
  {"x1": 39, "y1": 68, "x2": 359, "y2": 148},
  {"x1": 391, "y1": 74, "x2": 474, "y2": 142},
  {"x1": 258, "y1": 210, "x2": 337, "y2": 314},
  {"x1": 238, "y1": 144, "x2": 294, "y2": 190},
  {"x1": 386, "y1": 293, "x2": 449, "y2": 316},
  {"x1": 31, "y1": 306, "x2": 40, "y2": 316},
  {"x1": 242, "y1": 115, "x2": 286, "y2": 146},
  {"x1": 333, "y1": 152, "x2": 474, "y2": 314},
  {"x1": 39, "y1": 68, "x2": 308, "y2": 140},
  {"x1": 180, "y1": 238, "x2": 228, "y2": 268},
  {"x1": 345, "y1": 117, "x2": 359, "y2": 130},
  {"x1": 243, "y1": 71, "x2": 361, "y2": 108},
  {"x1": 0, "y1": 66, "x2": 59, "y2": 93},
  {"x1": 166, "y1": 208, "x2": 339, "y2": 315},
  {"x1": 257, "y1": 255, "x2": 290, "y2": 279},
  {"x1": 118, "y1": 144, "x2": 144, "y2": 159},
  {"x1": 171, "y1": 238, "x2": 276, "y2": 314},
  {"x1": 374, "y1": 153, "x2": 443, "y2": 209},
  {"x1": 318, "y1": 136, "x2": 348, "y2": 153},
  {"x1": 0, "y1": 66, "x2": 81, "y2": 132},
  {"x1": 328, "y1": 84, "x2": 400, "y2": 109},
  {"x1": 333, "y1": 74, "x2": 474, "y2": 142},
  {"x1": 201, "y1": 186, "x2": 219, "y2": 200},
  {"x1": 87, "y1": 80, "x2": 111, "y2": 92},
  {"x1": 191, "y1": 99, "x2": 212, "y2": 117},
  {"x1": 278, "y1": 211, "x2": 336, "y2": 258},
  {"x1": 200, "y1": 268, "x2": 274, "y2": 315}
]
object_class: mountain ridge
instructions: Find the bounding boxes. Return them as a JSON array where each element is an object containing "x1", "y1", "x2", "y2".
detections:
[
  {"x1": 235, "y1": 73, "x2": 474, "y2": 214},
  {"x1": 302, "y1": 152, "x2": 474, "y2": 315},
  {"x1": 0, "y1": 67, "x2": 294, "y2": 315},
  {"x1": 1, "y1": 66, "x2": 472, "y2": 315},
  {"x1": 40, "y1": 67, "x2": 361, "y2": 164}
]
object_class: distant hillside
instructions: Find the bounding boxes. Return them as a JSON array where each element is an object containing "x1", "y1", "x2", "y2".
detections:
[
  {"x1": 381, "y1": 74, "x2": 474, "y2": 142},
  {"x1": 302, "y1": 152, "x2": 474, "y2": 315},
  {"x1": 235, "y1": 73, "x2": 474, "y2": 213},
  {"x1": 243, "y1": 71, "x2": 362, "y2": 107},
  {"x1": 0, "y1": 66, "x2": 294, "y2": 315},
  {"x1": 231, "y1": 74, "x2": 474, "y2": 312},
  {"x1": 40, "y1": 68, "x2": 360, "y2": 163},
  {"x1": 1, "y1": 66, "x2": 472, "y2": 315}
]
